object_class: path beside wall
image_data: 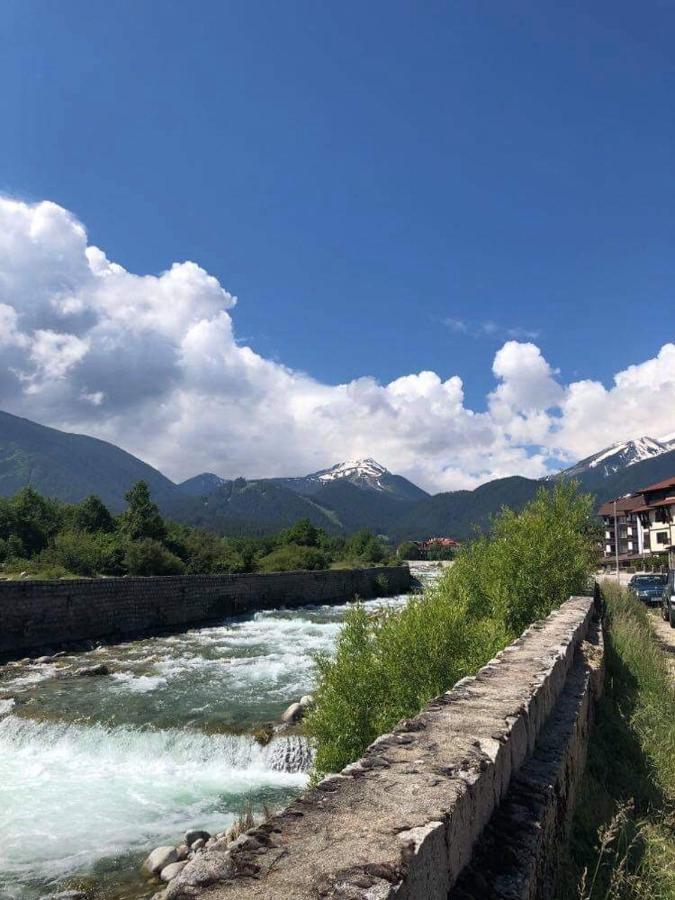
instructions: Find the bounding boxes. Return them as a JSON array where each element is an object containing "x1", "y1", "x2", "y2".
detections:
[{"x1": 0, "y1": 566, "x2": 411, "y2": 658}]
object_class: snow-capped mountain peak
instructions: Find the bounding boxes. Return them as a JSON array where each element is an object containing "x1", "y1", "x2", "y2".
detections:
[
  {"x1": 559, "y1": 436, "x2": 671, "y2": 480},
  {"x1": 314, "y1": 458, "x2": 390, "y2": 484}
]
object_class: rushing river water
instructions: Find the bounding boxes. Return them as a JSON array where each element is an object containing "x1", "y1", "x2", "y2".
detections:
[{"x1": 0, "y1": 590, "x2": 415, "y2": 899}]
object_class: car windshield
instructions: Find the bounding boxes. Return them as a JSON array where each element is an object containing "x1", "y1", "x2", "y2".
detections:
[{"x1": 633, "y1": 576, "x2": 666, "y2": 587}]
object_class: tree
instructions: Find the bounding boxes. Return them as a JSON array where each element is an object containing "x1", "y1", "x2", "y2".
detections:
[
  {"x1": 124, "y1": 538, "x2": 185, "y2": 576},
  {"x1": 282, "y1": 518, "x2": 321, "y2": 547},
  {"x1": 1, "y1": 487, "x2": 62, "y2": 556},
  {"x1": 397, "y1": 541, "x2": 421, "y2": 561},
  {"x1": 118, "y1": 481, "x2": 167, "y2": 542},
  {"x1": 71, "y1": 495, "x2": 115, "y2": 534}
]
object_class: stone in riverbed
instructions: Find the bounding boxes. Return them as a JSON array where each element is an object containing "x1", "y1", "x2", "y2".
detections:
[
  {"x1": 281, "y1": 701, "x2": 304, "y2": 724},
  {"x1": 185, "y1": 828, "x2": 211, "y2": 846},
  {"x1": 299, "y1": 694, "x2": 314, "y2": 708},
  {"x1": 176, "y1": 843, "x2": 189, "y2": 860},
  {"x1": 73, "y1": 664, "x2": 110, "y2": 677},
  {"x1": 160, "y1": 861, "x2": 187, "y2": 882},
  {"x1": 191, "y1": 838, "x2": 206, "y2": 852},
  {"x1": 143, "y1": 845, "x2": 178, "y2": 876}
]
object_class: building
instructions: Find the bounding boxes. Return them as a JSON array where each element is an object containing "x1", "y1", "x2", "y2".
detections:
[
  {"x1": 413, "y1": 537, "x2": 460, "y2": 559},
  {"x1": 598, "y1": 475, "x2": 675, "y2": 569},
  {"x1": 598, "y1": 495, "x2": 645, "y2": 565},
  {"x1": 635, "y1": 476, "x2": 675, "y2": 562}
]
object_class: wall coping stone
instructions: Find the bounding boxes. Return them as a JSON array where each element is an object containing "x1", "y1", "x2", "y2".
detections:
[{"x1": 161, "y1": 595, "x2": 595, "y2": 900}]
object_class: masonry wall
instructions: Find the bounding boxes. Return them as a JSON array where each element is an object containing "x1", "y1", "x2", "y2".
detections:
[
  {"x1": 163, "y1": 591, "x2": 603, "y2": 900},
  {"x1": 0, "y1": 566, "x2": 411, "y2": 657}
]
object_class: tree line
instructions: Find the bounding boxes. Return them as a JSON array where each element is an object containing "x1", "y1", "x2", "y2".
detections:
[{"x1": 0, "y1": 482, "x2": 395, "y2": 579}]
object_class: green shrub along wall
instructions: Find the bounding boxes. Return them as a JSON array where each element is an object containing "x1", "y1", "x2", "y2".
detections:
[{"x1": 0, "y1": 566, "x2": 410, "y2": 657}]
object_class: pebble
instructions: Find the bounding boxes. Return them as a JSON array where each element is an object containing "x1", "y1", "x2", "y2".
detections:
[{"x1": 160, "y1": 861, "x2": 187, "y2": 882}]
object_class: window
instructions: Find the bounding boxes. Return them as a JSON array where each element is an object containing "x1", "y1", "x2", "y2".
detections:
[{"x1": 656, "y1": 531, "x2": 669, "y2": 545}]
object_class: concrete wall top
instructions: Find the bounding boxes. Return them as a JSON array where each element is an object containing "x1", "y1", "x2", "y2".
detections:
[{"x1": 163, "y1": 594, "x2": 595, "y2": 900}]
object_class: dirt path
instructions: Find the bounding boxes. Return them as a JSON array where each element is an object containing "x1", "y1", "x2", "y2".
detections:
[{"x1": 649, "y1": 610, "x2": 675, "y2": 682}]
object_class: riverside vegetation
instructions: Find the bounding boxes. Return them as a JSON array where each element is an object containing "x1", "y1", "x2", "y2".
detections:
[
  {"x1": 0, "y1": 482, "x2": 394, "y2": 579},
  {"x1": 306, "y1": 481, "x2": 598, "y2": 776},
  {"x1": 556, "y1": 582, "x2": 675, "y2": 899}
]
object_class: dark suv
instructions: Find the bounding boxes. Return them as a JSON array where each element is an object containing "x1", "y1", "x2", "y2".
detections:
[
  {"x1": 661, "y1": 570, "x2": 675, "y2": 629},
  {"x1": 628, "y1": 573, "x2": 667, "y2": 607}
]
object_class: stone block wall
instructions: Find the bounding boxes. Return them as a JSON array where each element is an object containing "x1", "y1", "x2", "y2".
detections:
[
  {"x1": 0, "y1": 566, "x2": 410, "y2": 657},
  {"x1": 162, "y1": 592, "x2": 602, "y2": 900}
]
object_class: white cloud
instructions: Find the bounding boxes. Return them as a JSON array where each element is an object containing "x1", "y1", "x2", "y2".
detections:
[
  {"x1": 0, "y1": 196, "x2": 674, "y2": 492},
  {"x1": 445, "y1": 317, "x2": 540, "y2": 341}
]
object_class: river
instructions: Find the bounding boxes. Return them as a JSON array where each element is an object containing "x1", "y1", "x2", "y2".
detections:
[{"x1": 0, "y1": 586, "x2": 422, "y2": 899}]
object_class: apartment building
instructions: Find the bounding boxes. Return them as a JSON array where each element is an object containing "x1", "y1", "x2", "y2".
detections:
[{"x1": 599, "y1": 475, "x2": 675, "y2": 568}]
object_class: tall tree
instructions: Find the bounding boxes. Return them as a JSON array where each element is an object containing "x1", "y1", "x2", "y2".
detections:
[{"x1": 118, "y1": 481, "x2": 167, "y2": 542}]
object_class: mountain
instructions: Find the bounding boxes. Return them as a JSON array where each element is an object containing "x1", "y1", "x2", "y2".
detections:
[
  {"x1": 266, "y1": 458, "x2": 429, "y2": 504},
  {"x1": 555, "y1": 436, "x2": 673, "y2": 481},
  {"x1": 3, "y1": 408, "x2": 675, "y2": 542},
  {"x1": 395, "y1": 476, "x2": 542, "y2": 541},
  {"x1": 174, "y1": 478, "x2": 341, "y2": 536},
  {"x1": 551, "y1": 434, "x2": 675, "y2": 504},
  {"x1": 0, "y1": 410, "x2": 178, "y2": 511},
  {"x1": 178, "y1": 473, "x2": 230, "y2": 497}
]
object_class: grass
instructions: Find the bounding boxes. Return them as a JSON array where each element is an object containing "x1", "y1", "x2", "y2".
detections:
[{"x1": 556, "y1": 582, "x2": 675, "y2": 899}]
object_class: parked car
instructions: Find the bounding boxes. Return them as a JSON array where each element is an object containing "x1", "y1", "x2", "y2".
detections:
[
  {"x1": 628, "y1": 573, "x2": 667, "y2": 606},
  {"x1": 661, "y1": 570, "x2": 675, "y2": 629}
]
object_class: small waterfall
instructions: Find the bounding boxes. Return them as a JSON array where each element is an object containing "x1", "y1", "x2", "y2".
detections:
[{"x1": 266, "y1": 735, "x2": 314, "y2": 774}]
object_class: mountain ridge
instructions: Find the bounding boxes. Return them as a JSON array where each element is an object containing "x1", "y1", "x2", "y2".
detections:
[{"x1": 2, "y1": 408, "x2": 675, "y2": 540}]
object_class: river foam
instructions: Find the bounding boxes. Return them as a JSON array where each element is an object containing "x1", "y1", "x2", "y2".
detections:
[{"x1": 0, "y1": 715, "x2": 308, "y2": 897}]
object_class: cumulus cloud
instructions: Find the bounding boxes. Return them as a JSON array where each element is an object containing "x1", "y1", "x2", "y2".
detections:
[{"x1": 0, "y1": 196, "x2": 674, "y2": 492}]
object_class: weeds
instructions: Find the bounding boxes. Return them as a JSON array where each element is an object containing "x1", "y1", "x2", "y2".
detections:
[{"x1": 557, "y1": 583, "x2": 675, "y2": 899}]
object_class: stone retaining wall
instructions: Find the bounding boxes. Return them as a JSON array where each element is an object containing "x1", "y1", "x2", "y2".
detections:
[
  {"x1": 0, "y1": 566, "x2": 410, "y2": 658},
  {"x1": 162, "y1": 592, "x2": 602, "y2": 900}
]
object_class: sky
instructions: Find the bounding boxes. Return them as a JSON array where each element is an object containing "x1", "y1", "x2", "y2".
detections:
[{"x1": 1, "y1": 0, "x2": 675, "y2": 492}]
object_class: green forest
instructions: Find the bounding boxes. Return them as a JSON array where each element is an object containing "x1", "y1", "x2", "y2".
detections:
[{"x1": 0, "y1": 482, "x2": 395, "y2": 579}]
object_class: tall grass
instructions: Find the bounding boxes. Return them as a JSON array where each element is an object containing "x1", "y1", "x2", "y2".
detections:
[
  {"x1": 556, "y1": 583, "x2": 675, "y2": 899},
  {"x1": 306, "y1": 482, "x2": 597, "y2": 777}
]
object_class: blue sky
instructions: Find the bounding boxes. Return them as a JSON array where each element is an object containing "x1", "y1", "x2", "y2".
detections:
[{"x1": 1, "y1": 1, "x2": 674, "y2": 488}]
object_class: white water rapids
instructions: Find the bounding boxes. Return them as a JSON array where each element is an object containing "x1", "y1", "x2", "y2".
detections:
[{"x1": 0, "y1": 590, "x2": 416, "y2": 898}]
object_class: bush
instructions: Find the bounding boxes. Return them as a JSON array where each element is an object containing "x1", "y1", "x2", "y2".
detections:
[
  {"x1": 396, "y1": 541, "x2": 421, "y2": 561},
  {"x1": 257, "y1": 544, "x2": 328, "y2": 573},
  {"x1": 124, "y1": 539, "x2": 186, "y2": 576},
  {"x1": 44, "y1": 529, "x2": 127, "y2": 577},
  {"x1": 306, "y1": 482, "x2": 596, "y2": 777}
]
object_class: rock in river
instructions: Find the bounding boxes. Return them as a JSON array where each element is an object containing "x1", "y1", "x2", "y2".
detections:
[
  {"x1": 185, "y1": 829, "x2": 211, "y2": 846},
  {"x1": 143, "y1": 845, "x2": 178, "y2": 876},
  {"x1": 160, "y1": 861, "x2": 187, "y2": 882},
  {"x1": 281, "y1": 701, "x2": 304, "y2": 724}
]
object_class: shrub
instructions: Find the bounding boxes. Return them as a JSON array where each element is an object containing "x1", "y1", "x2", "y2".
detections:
[
  {"x1": 396, "y1": 541, "x2": 421, "y2": 561},
  {"x1": 124, "y1": 538, "x2": 186, "y2": 576},
  {"x1": 45, "y1": 529, "x2": 127, "y2": 577},
  {"x1": 257, "y1": 544, "x2": 328, "y2": 573},
  {"x1": 306, "y1": 482, "x2": 596, "y2": 777}
]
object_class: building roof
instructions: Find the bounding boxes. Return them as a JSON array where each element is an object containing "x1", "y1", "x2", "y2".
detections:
[
  {"x1": 640, "y1": 475, "x2": 675, "y2": 493},
  {"x1": 597, "y1": 495, "x2": 643, "y2": 516}
]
